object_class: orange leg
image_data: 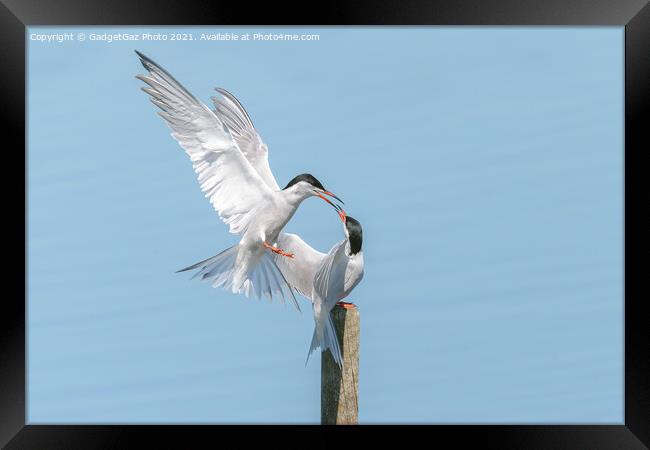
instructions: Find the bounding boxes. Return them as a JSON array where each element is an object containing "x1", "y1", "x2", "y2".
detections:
[
  {"x1": 336, "y1": 301, "x2": 356, "y2": 309},
  {"x1": 263, "y1": 241, "x2": 295, "y2": 259}
]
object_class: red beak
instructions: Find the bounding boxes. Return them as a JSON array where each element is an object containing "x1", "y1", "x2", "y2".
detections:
[
  {"x1": 317, "y1": 193, "x2": 338, "y2": 210},
  {"x1": 338, "y1": 209, "x2": 347, "y2": 223},
  {"x1": 322, "y1": 191, "x2": 344, "y2": 205}
]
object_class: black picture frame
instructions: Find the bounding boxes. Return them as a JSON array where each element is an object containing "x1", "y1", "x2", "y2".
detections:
[{"x1": 3, "y1": 0, "x2": 647, "y2": 447}]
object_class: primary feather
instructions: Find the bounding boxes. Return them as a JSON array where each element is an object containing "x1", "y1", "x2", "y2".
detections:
[
  {"x1": 212, "y1": 88, "x2": 281, "y2": 191},
  {"x1": 135, "y1": 51, "x2": 273, "y2": 235}
]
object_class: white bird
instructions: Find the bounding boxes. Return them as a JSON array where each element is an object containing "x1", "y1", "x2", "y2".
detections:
[
  {"x1": 134, "y1": 51, "x2": 344, "y2": 310},
  {"x1": 273, "y1": 210, "x2": 364, "y2": 367}
]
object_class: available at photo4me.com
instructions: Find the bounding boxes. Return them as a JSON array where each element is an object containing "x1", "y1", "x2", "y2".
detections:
[{"x1": 28, "y1": 31, "x2": 321, "y2": 43}]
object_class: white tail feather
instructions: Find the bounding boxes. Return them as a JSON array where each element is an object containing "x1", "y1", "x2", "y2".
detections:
[
  {"x1": 177, "y1": 245, "x2": 300, "y2": 311},
  {"x1": 306, "y1": 311, "x2": 343, "y2": 369}
]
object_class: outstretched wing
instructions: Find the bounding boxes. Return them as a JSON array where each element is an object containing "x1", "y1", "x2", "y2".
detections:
[
  {"x1": 211, "y1": 88, "x2": 281, "y2": 191},
  {"x1": 177, "y1": 244, "x2": 300, "y2": 312},
  {"x1": 135, "y1": 51, "x2": 273, "y2": 235},
  {"x1": 273, "y1": 233, "x2": 326, "y2": 299},
  {"x1": 313, "y1": 240, "x2": 348, "y2": 310}
]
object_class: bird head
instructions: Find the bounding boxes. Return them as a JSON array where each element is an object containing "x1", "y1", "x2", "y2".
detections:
[
  {"x1": 283, "y1": 173, "x2": 343, "y2": 211},
  {"x1": 343, "y1": 215, "x2": 363, "y2": 255}
]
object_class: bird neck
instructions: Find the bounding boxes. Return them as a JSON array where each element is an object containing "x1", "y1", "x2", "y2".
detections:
[{"x1": 281, "y1": 185, "x2": 311, "y2": 208}]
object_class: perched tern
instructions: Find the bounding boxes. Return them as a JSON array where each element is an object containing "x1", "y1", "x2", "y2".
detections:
[
  {"x1": 273, "y1": 210, "x2": 364, "y2": 367},
  {"x1": 134, "y1": 51, "x2": 344, "y2": 310}
]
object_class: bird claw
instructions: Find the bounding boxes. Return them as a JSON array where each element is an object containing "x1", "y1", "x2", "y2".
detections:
[
  {"x1": 336, "y1": 301, "x2": 356, "y2": 309},
  {"x1": 263, "y1": 242, "x2": 295, "y2": 259},
  {"x1": 278, "y1": 250, "x2": 295, "y2": 259}
]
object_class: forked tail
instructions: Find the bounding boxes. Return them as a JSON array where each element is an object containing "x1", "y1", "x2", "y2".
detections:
[
  {"x1": 177, "y1": 245, "x2": 300, "y2": 311},
  {"x1": 306, "y1": 311, "x2": 343, "y2": 369}
]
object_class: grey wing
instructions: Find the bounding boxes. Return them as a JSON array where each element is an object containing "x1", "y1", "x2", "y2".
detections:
[
  {"x1": 211, "y1": 88, "x2": 281, "y2": 191},
  {"x1": 135, "y1": 52, "x2": 274, "y2": 235},
  {"x1": 313, "y1": 240, "x2": 348, "y2": 310},
  {"x1": 273, "y1": 233, "x2": 326, "y2": 299}
]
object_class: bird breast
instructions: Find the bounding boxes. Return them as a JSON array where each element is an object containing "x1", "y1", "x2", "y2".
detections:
[
  {"x1": 341, "y1": 253, "x2": 364, "y2": 298},
  {"x1": 246, "y1": 193, "x2": 297, "y2": 244}
]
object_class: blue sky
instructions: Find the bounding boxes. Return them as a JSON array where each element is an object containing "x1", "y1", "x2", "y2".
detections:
[{"x1": 27, "y1": 26, "x2": 623, "y2": 423}]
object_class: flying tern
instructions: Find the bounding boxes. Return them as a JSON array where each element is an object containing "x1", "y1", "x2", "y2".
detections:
[
  {"x1": 134, "y1": 51, "x2": 343, "y2": 310},
  {"x1": 273, "y1": 210, "x2": 364, "y2": 367}
]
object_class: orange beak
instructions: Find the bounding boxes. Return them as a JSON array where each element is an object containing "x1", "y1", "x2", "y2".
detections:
[
  {"x1": 338, "y1": 209, "x2": 347, "y2": 223},
  {"x1": 317, "y1": 193, "x2": 338, "y2": 210},
  {"x1": 315, "y1": 189, "x2": 344, "y2": 215},
  {"x1": 322, "y1": 190, "x2": 344, "y2": 205}
]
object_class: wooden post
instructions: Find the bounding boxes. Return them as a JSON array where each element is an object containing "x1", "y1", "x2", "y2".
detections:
[{"x1": 321, "y1": 303, "x2": 359, "y2": 425}]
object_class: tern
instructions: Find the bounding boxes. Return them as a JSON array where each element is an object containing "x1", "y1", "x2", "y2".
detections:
[
  {"x1": 135, "y1": 51, "x2": 343, "y2": 310},
  {"x1": 273, "y1": 210, "x2": 364, "y2": 367}
]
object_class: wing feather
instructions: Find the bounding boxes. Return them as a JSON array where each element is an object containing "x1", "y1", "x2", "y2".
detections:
[
  {"x1": 313, "y1": 240, "x2": 348, "y2": 309},
  {"x1": 211, "y1": 88, "x2": 281, "y2": 191},
  {"x1": 273, "y1": 233, "x2": 326, "y2": 299},
  {"x1": 135, "y1": 51, "x2": 272, "y2": 235}
]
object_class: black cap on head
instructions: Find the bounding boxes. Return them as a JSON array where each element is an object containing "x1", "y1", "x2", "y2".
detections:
[
  {"x1": 345, "y1": 216, "x2": 363, "y2": 255},
  {"x1": 283, "y1": 173, "x2": 325, "y2": 191}
]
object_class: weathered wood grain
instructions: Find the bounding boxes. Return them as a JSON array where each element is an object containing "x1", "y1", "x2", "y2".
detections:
[{"x1": 321, "y1": 304, "x2": 359, "y2": 425}]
